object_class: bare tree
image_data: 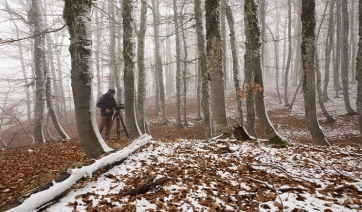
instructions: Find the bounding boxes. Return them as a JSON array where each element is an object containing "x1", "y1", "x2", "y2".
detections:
[
  {"x1": 244, "y1": 0, "x2": 289, "y2": 145},
  {"x1": 284, "y1": 0, "x2": 292, "y2": 107},
  {"x1": 136, "y1": 0, "x2": 148, "y2": 134},
  {"x1": 323, "y1": 0, "x2": 335, "y2": 102},
  {"x1": 206, "y1": 0, "x2": 230, "y2": 136},
  {"x1": 194, "y1": 0, "x2": 212, "y2": 138},
  {"x1": 173, "y1": 0, "x2": 182, "y2": 128},
  {"x1": 301, "y1": 0, "x2": 330, "y2": 146},
  {"x1": 122, "y1": 0, "x2": 140, "y2": 138},
  {"x1": 152, "y1": 0, "x2": 167, "y2": 124},
  {"x1": 30, "y1": 0, "x2": 45, "y2": 143},
  {"x1": 315, "y1": 2, "x2": 335, "y2": 122},
  {"x1": 341, "y1": 0, "x2": 356, "y2": 115},
  {"x1": 181, "y1": 7, "x2": 189, "y2": 127},
  {"x1": 63, "y1": 0, "x2": 112, "y2": 159},
  {"x1": 224, "y1": 0, "x2": 243, "y2": 126},
  {"x1": 357, "y1": 0, "x2": 362, "y2": 135}
]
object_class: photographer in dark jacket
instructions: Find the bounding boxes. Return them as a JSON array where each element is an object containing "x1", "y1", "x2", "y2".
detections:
[{"x1": 96, "y1": 88, "x2": 117, "y2": 139}]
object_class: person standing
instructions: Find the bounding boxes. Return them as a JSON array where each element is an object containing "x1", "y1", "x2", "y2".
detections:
[{"x1": 96, "y1": 88, "x2": 117, "y2": 139}]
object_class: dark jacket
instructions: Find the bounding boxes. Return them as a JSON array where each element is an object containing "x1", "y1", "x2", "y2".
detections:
[{"x1": 96, "y1": 89, "x2": 117, "y2": 117}]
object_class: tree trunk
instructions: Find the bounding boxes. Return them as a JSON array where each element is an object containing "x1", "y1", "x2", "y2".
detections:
[
  {"x1": 220, "y1": 0, "x2": 227, "y2": 87},
  {"x1": 63, "y1": 0, "x2": 111, "y2": 159},
  {"x1": 225, "y1": 1, "x2": 243, "y2": 126},
  {"x1": 315, "y1": 3, "x2": 335, "y2": 123},
  {"x1": 181, "y1": 13, "x2": 189, "y2": 127},
  {"x1": 245, "y1": 0, "x2": 289, "y2": 145},
  {"x1": 266, "y1": 24, "x2": 282, "y2": 104},
  {"x1": 31, "y1": 0, "x2": 45, "y2": 143},
  {"x1": 301, "y1": 0, "x2": 330, "y2": 146},
  {"x1": 206, "y1": 0, "x2": 230, "y2": 136},
  {"x1": 95, "y1": 8, "x2": 102, "y2": 100},
  {"x1": 258, "y1": 0, "x2": 266, "y2": 77},
  {"x1": 194, "y1": 0, "x2": 212, "y2": 138},
  {"x1": 12, "y1": 20, "x2": 32, "y2": 122},
  {"x1": 152, "y1": 0, "x2": 160, "y2": 115},
  {"x1": 244, "y1": 2, "x2": 257, "y2": 138},
  {"x1": 43, "y1": 3, "x2": 70, "y2": 139},
  {"x1": 323, "y1": 0, "x2": 335, "y2": 102},
  {"x1": 173, "y1": 0, "x2": 182, "y2": 128},
  {"x1": 108, "y1": 1, "x2": 117, "y2": 88},
  {"x1": 341, "y1": 0, "x2": 356, "y2": 115},
  {"x1": 350, "y1": 0, "x2": 357, "y2": 84},
  {"x1": 284, "y1": 0, "x2": 292, "y2": 107},
  {"x1": 334, "y1": 2, "x2": 341, "y2": 98},
  {"x1": 356, "y1": 0, "x2": 362, "y2": 135},
  {"x1": 136, "y1": 0, "x2": 148, "y2": 134},
  {"x1": 122, "y1": 0, "x2": 139, "y2": 139}
]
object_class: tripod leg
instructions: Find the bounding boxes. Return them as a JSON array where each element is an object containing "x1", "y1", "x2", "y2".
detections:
[
  {"x1": 116, "y1": 116, "x2": 121, "y2": 139},
  {"x1": 105, "y1": 116, "x2": 115, "y2": 140},
  {"x1": 120, "y1": 115, "x2": 129, "y2": 138}
]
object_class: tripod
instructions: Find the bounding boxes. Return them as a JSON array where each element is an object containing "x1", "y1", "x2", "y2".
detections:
[{"x1": 105, "y1": 108, "x2": 129, "y2": 139}]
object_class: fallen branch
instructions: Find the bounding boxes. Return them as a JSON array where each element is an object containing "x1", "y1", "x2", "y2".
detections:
[
  {"x1": 332, "y1": 184, "x2": 357, "y2": 192},
  {"x1": 121, "y1": 176, "x2": 171, "y2": 196},
  {"x1": 246, "y1": 177, "x2": 284, "y2": 212},
  {"x1": 249, "y1": 163, "x2": 317, "y2": 185}
]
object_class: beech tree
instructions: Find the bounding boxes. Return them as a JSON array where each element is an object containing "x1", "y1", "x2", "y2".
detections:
[
  {"x1": 224, "y1": 0, "x2": 243, "y2": 126},
  {"x1": 301, "y1": 0, "x2": 330, "y2": 146},
  {"x1": 244, "y1": 0, "x2": 289, "y2": 145},
  {"x1": 152, "y1": 0, "x2": 167, "y2": 124},
  {"x1": 194, "y1": 0, "x2": 212, "y2": 138},
  {"x1": 122, "y1": 0, "x2": 140, "y2": 139},
  {"x1": 341, "y1": 0, "x2": 356, "y2": 115},
  {"x1": 357, "y1": 0, "x2": 362, "y2": 135},
  {"x1": 30, "y1": 0, "x2": 46, "y2": 143},
  {"x1": 63, "y1": 0, "x2": 112, "y2": 159},
  {"x1": 206, "y1": 0, "x2": 230, "y2": 136},
  {"x1": 136, "y1": 0, "x2": 148, "y2": 134}
]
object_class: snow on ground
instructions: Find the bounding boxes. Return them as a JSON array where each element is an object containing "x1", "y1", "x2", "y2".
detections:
[{"x1": 41, "y1": 138, "x2": 362, "y2": 212}]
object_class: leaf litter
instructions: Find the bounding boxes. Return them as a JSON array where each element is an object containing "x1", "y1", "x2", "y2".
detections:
[{"x1": 45, "y1": 137, "x2": 362, "y2": 212}]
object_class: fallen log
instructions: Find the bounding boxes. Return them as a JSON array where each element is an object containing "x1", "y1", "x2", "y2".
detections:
[{"x1": 121, "y1": 176, "x2": 171, "y2": 196}]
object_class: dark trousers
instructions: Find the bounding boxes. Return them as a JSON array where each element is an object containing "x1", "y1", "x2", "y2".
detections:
[{"x1": 99, "y1": 115, "x2": 112, "y2": 139}]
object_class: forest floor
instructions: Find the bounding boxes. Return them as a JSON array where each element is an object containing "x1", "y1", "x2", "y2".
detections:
[{"x1": 0, "y1": 80, "x2": 361, "y2": 211}]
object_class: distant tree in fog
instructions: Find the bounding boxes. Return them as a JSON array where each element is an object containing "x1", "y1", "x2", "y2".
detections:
[{"x1": 356, "y1": 0, "x2": 362, "y2": 135}]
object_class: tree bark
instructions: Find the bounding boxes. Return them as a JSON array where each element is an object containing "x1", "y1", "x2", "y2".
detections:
[
  {"x1": 181, "y1": 13, "x2": 189, "y2": 127},
  {"x1": 108, "y1": 1, "x2": 117, "y2": 89},
  {"x1": 206, "y1": 0, "x2": 229, "y2": 136},
  {"x1": 323, "y1": 0, "x2": 335, "y2": 102},
  {"x1": 315, "y1": 3, "x2": 335, "y2": 123},
  {"x1": 284, "y1": 0, "x2": 292, "y2": 107},
  {"x1": 122, "y1": 0, "x2": 139, "y2": 139},
  {"x1": 341, "y1": 0, "x2": 356, "y2": 115},
  {"x1": 152, "y1": 0, "x2": 167, "y2": 123},
  {"x1": 95, "y1": 8, "x2": 102, "y2": 101},
  {"x1": 224, "y1": 1, "x2": 243, "y2": 126},
  {"x1": 194, "y1": 0, "x2": 212, "y2": 138},
  {"x1": 244, "y1": 0, "x2": 289, "y2": 145},
  {"x1": 357, "y1": 0, "x2": 362, "y2": 135},
  {"x1": 173, "y1": 0, "x2": 182, "y2": 128},
  {"x1": 151, "y1": 0, "x2": 160, "y2": 115},
  {"x1": 136, "y1": 0, "x2": 148, "y2": 134},
  {"x1": 301, "y1": 0, "x2": 330, "y2": 146},
  {"x1": 31, "y1": 0, "x2": 45, "y2": 143},
  {"x1": 334, "y1": 2, "x2": 341, "y2": 98},
  {"x1": 63, "y1": 0, "x2": 111, "y2": 159}
]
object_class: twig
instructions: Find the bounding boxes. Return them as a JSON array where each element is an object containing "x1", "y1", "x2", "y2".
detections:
[
  {"x1": 121, "y1": 176, "x2": 171, "y2": 196},
  {"x1": 0, "y1": 25, "x2": 66, "y2": 45},
  {"x1": 249, "y1": 163, "x2": 317, "y2": 185},
  {"x1": 247, "y1": 177, "x2": 284, "y2": 212}
]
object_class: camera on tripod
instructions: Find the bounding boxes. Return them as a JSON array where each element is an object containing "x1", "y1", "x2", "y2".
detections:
[{"x1": 114, "y1": 104, "x2": 124, "y2": 110}]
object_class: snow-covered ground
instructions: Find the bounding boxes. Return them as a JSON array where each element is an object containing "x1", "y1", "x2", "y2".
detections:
[{"x1": 9, "y1": 134, "x2": 361, "y2": 212}]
